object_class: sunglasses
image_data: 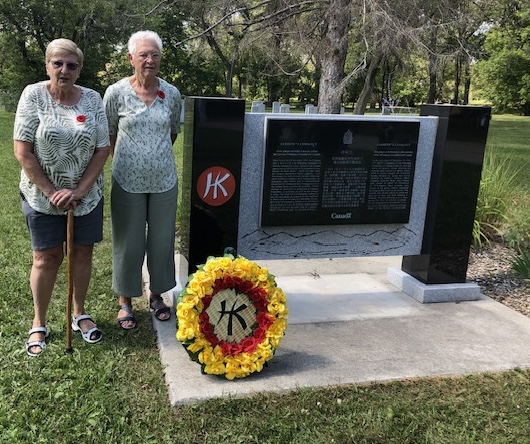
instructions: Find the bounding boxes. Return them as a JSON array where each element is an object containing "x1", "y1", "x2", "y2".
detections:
[{"x1": 50, "y1": 60, "x2": 79, "y2": 71}]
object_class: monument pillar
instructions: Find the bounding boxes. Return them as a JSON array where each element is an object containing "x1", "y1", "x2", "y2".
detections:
[
  {"x1": 401, "y1": 105, "x2": 491, "y2": 284},
  {"x1": 181, "y1": 97, "x2": 246, "y2": 273}
]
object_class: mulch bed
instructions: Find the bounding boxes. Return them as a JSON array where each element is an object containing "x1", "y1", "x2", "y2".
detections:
[{"x1": 467, "y1": 243, "x2": 530, "y2": 317}]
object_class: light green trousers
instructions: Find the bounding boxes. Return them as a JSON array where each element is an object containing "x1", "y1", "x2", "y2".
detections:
[{"x1": 111, "y1": 179, "x2": 177, "y2": 297}]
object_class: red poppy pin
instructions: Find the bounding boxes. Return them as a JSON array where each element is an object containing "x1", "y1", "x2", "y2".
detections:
[
  {"x1": 76, "y1": 115, "x2": 86, "y2": 123},
  {"x1": 157, "y1": 90, "x2": 165, "y2": 99}
]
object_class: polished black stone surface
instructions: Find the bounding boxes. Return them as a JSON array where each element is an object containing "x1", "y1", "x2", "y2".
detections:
[
  {"x1": 181, "y1": 97, "x2": 246, "y2": 273},
  {"x1": 402, "y1": 105, "x2": 491, "y2": 284},
  {"x1": 261, "y1": 119, "x2": 420, "y2": 226}
]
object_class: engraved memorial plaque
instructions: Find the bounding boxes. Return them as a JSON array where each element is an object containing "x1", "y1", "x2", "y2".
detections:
[{"x1": 261, "y1": 119, "x2": 420, "y2": 226}]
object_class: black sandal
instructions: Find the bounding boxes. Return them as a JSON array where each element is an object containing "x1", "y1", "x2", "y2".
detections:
[
  {"x1": 149, "y1": 295, "x2": 171, "y2": 321},
  {"x1": 117, "y1": 303, "x2": 136, "y2": 330}
]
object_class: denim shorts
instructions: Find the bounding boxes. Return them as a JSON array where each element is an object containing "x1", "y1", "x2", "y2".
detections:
[{"x1": 21, "y1": 197, "x2": 104, "y2": 250}]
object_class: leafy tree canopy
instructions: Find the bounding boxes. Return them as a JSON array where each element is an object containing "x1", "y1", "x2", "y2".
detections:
[
  {"x1": 0, "y1": 0, "x2": 152, "y2": 102},
  {"x1": 474, "y1": 0, "x2": 530, "y2": 114}
]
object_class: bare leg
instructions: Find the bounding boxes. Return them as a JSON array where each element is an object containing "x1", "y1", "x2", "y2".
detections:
[
  {"x1": 71, "y1": 244, "x2": 97, "y2": 333},
  {"x1": 28, "y1": 245, "x2": 63, "y2": 354}
]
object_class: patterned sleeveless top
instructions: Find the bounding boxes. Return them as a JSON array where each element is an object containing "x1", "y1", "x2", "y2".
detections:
[{"x1": 14, "y1": 81, "x2": 110, "y2": 216}]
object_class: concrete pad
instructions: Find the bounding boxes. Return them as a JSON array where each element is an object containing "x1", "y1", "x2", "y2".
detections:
[
  {"x1": 145, "y1": 256, "x2": 530, "y2": 405},
  {"x1": 275, "y1": 273, "x2": 421, "y2": 324}
]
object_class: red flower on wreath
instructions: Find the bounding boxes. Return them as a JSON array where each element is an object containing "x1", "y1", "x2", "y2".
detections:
[
  {"x1": 76, "y1": 115, "x2": 86, "y2": 123},
  {"x1": 157, "y1": 90, "x2": 165, "y2": 99}
]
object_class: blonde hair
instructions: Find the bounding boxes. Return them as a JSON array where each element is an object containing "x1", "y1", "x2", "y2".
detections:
[
  {"x1": 45, "y1": 38, "x2": 84, "y2": 68},
  {"x1": 128, "y1": 30, "x2": 163, "y2": 55}
]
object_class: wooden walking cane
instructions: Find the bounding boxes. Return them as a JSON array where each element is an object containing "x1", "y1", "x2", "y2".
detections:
[{"x1": 65, "y1": 209, "x2": 74, "y2": 354}]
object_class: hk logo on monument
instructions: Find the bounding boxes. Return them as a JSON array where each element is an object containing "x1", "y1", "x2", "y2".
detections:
[{"x1": 197, "y1": 166, "x2": 236, "y2": 206}]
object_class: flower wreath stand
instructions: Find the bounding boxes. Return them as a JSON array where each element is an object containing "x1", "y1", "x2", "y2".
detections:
[{"x1": 175, "y1": 254, "x2": 288, "y2": 380}]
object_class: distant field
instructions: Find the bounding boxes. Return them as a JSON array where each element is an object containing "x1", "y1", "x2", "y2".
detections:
[{"x1": 487, "y1": 114, "x2": 530, "y2": 188}]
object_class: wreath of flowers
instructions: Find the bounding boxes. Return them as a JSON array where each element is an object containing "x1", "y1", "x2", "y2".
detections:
[{"x1": 176, "y1": 254, "x2": 288, "y2": 380}]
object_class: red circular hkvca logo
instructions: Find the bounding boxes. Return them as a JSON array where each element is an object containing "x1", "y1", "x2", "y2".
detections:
[{"x1": 196, "y1": 166, "x2": 236, "y2": 206}]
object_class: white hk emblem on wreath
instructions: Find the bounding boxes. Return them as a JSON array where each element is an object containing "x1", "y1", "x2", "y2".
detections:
[{"x1": 205, "y1": 289, "x2": 256, "y2": 342}]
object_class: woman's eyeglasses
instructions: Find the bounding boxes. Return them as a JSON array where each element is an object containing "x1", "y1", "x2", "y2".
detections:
[
  {"x1": 50, "y1": 60, "x2": 79, "y2": 71},
  {"x1": 135, "y1": 53, "x2": 161, "y2": 62}
]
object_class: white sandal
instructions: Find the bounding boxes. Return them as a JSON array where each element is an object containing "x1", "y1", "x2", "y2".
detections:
[
  {"x1": 71, "y1": 314, "x2": 102, "y2": 344},
  {"x1": 26, "y1": 326, "x2": 50, "y2": 357}
]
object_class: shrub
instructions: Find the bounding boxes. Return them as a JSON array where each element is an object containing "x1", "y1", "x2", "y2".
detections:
[
  {"x1": 473, "y1": 149, "x2": 521, "y2": 249},
  {"x1": 511, "y1": 247, "x2": 530, "y2": 278}
]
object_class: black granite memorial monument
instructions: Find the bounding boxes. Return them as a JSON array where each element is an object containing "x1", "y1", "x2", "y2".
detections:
[
  {"x1": 181, "y1": 99, "x2": 490, "y2": 291},
  {"x1": 401, "y1": 105, "x2": 491, "y2": 284},
  {"x1": 181, "y1": 97, "x2": 246, "y2": 273}
]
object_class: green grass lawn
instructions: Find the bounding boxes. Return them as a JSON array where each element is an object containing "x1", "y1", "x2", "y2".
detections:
[
  {"x1": 487, "y1": 114, "x2": 530, "y2": 189},
  {"x1": 1, "y1": 109, "x2": 530, "y2": 443}
]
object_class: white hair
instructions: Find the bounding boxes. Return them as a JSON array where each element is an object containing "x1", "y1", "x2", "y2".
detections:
[{"x1": 127, "y1": 30, "x2": 163, "y2": 55}]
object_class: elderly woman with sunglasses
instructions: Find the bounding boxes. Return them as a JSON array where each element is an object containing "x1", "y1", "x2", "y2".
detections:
[
  {"x1": 14, "y1": 38, "x2": 110, "y2": 356},
  {"x1": 103, "y1": 30, "x2": 182, "y2": 330}
]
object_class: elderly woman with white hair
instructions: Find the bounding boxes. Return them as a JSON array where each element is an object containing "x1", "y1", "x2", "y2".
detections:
[
  {"x1": 14, "y1": 38, "x2": 110, "y2": 356},
  {"x1": 103, "y1": 30, "x2": 182, "y2": 330}
]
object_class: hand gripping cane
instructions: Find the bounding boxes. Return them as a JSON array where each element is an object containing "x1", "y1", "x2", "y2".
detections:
[{"x1": 65, "y1": 209, "x2": 74, "y2": 354}]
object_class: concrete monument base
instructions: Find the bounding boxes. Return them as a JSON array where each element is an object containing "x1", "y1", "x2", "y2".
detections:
[{"x1": 387, "y1": 267, "x2": 482, "y2": 303}]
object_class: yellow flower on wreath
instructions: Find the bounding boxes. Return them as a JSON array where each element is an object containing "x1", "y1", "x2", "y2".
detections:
[{"x1": 175, "y1": 254, "x2": 288, "y2": 379}]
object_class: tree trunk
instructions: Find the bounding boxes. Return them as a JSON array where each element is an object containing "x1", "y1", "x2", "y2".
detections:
[
  {"x1": 463, "y1": 61, "x2": 471, "y2": 105},
  {"x1": 226, "y1": 63, "x2": 233, "y2": 97},
  {"x1": 426, "y1": 29, "x2": 438, "y2": 104},
  {"x1": 204, "y1": 29, "x2": 239, "y2": 97},
  {"x1": 317, "y1": 0, "x2": 353, "y2": 114},
  {"x1": 237, "y1": 74, "x2": 243, "y2": 98},
  {"x1": 354, "y1": 54, "x2": 382, "y2": 115},
  {"x1": 452, "y1": 56, "x2": 461, "y2": 104},
  {"x1": 427, "y1": 52, "x2": 437, "y2": 104},
  {"x1": 268, "y1": 34, "x2": 283, "y2": 103}
]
